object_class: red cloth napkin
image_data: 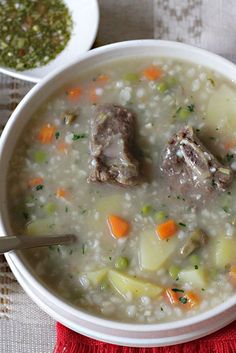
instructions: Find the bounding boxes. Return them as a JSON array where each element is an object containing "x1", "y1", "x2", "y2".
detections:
[{"x1": 54, "y1": 321, "x2": 236, "y2": 353}]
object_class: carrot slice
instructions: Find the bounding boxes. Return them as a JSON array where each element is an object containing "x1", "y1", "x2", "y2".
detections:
[
  {"x1": 28, "y1": 177, "x2": 44, "y2": 188},
  {"x1": 229, "y1": 266, "x2": 236, "y2": 281},
  {"x1": 224, "y1": 140, "x2": 236, "y2": 150},
  {"x1": 56, "y1": 187, "x2": 68, "y2": 198},
  {"x1": 89, "y1": 86, "x2": 98, "y2": 103},
  {"x1": 57, "y1": 142, "x2": 69, "y2": 154},
  {"x1": 38, "y1": 124, "x2": 56, "y2": 144},
  {"x1": 156, "y1": 219, "x2": 178, "y2": 240},
  {"x1": 185, "y1": 291, "x2": 201, "y2": 309},
  {"x1": 67, "y1": 87, "x2": 83, "y2": 100},
  {"x1": 143, "y1": 66, "x2": 163, "y2": 80},
  {"x1": 107, "y1": 215, "x2": 130, "y2": 238},
  {"x1": 96, "y1": 74, "x2": 109, "y2": 83},
  {"x1": 165, "y1": 288, "x2": 179, "y2": 305}
]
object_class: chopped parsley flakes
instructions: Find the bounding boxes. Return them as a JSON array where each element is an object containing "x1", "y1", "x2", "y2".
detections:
[
  {"x1": 82, "y1": 244, "x2": 86, "y2": 255},
  {"x1": 226, "y1": 153, "x2": 234, "y2": 163},
  {"x1": 222, "y1": 206, "x2": 230, "y2": 213},
  {"x1": 179, "y1": 296, "x2": 188, "y2": 304},
  {"x1": 35, "y1": 184, "x2": 44, "y2": 191},
  {"x1": 22, "y1": 211, "x2": 29, "y2": 220},
  {"x1": 179, "y1": 222, "x2": 186, "y2": 227},
  {"x1": 72, "y1": 133, "x2": 88, "y2": 141},
  {"x1": 187, "y1": 104, "x2": 195, "y2": 112},
  {"x1": 171, "y1": 288, "x2": 184, "y2": 293}
]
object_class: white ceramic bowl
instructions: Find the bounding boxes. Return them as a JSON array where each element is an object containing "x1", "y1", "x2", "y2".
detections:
[{"x1": 0, "y1": 40, "x2": 236, "y2": 347}]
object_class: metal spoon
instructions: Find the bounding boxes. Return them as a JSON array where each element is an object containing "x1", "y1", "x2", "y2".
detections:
[{"x1": 0, "y1": 234, "x2": 75, "y2": 254}]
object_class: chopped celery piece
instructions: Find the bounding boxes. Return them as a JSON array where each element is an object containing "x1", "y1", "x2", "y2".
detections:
[
  {"x1": 34, "y1": 151, "x2": 47, "y2": 163},
  {"x1": 154, "y1": 211, "x2": 167, "y2": 223},
  {"x1": 139, "y1": 229, "x2": 178, "y2": 271},
  {"x1": 0, "y1": 41, "x2": 8, "y2": 49},
  {"x1": 157, "y1": 82, "x2": 168, "y2": 93},
  {"x1": 86, "y1": 268, "x2": 108, "y2": 286},
  {"x1": 114, "y1": 256, "x2": 129, "y2": 270},
  {"x1": 179, "y1": 268, "x2": 208, "y2": 288},
  {"x1": 44, "y1": 202, "x2": 56, "y2": 215},
  {"x1": 17, "y1": 38, "x2": 25, "y2": 48},
  {"x1": 123, "y1": 72, "x2": 139, "y2": 82},
  {"x1": 26, "y1": 218, "x2": 56, "y2": 236},
  {"x1": 108, "y1": 270, "x2": 162, "y2": 299},
  {"x1": 141, "y1": 204, "x2": 153, "y2": 216},
  {"x1": 168, "y1": 265, "x2": 180, "y2": 280}
]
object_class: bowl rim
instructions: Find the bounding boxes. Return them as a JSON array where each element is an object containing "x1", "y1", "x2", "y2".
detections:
[{"x1": 1, "y1": 39, "x2": 236, "y2": 332}]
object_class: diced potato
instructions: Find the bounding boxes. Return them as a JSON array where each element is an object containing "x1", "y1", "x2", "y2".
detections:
[
  {"x1": 95, "y1": 194, "x2": 126, "y2": 218},
  {"x1": 215, "y1": 236, "x2": 236, "y2": 268},
  {"x1": 26, "y1": 218, "x2": 57, "y2": 236},
  {"x1": 86, "y1": 268, "x2": 108, "y2": 286},
  {"x1": 108, "y1": 270, "x2": 162, "y2": 299},
  {"x1": 85, "y1": 194, "x2": 127, "y2": 245},
  {"x1": 206, "y1": 84, "x2": 236, "y2": 134},
  {"x1": 179, "y1": 268, "x2": 208, "y2": 288},
  {"x1": 139, "y1": 229, "x2": 178, "y2": 271}
]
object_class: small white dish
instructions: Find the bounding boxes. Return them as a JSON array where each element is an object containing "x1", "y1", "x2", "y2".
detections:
[{"x1": 0, "y1": 0, "x2": 99, "y2": 83}]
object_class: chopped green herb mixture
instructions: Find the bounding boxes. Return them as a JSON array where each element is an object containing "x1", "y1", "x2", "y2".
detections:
[{"x1": 0, "y1": 0, "x2": 73, "y2": 71}]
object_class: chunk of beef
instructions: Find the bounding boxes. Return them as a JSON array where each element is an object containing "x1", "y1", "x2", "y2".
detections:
[
  {"x1": 88, "y1": 104, "x2": 140, "y2": 186},
  {"x1": 161, "y1": 126, "x2": 233, "y2": 201}
]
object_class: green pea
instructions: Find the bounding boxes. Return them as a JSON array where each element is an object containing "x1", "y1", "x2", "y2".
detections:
[
  {"x1": 114, "y1": 256, "x2": 129, "y2": 270},
  {"x1": 178, "y1": 107, "x2": 190, "y2": 120},
  {"x1": 123, "y1": 72, "x2": 139, "y2": 82},
  {"x1": 34, "y1": 150, "x2": 47, "y2": 164},
  {"x1": 156, "y1": 82, "x2": 168, "y2": 94},
  {"x1": 168, "y1": 265, "x2": 180, "y2": 280},
  {"x1": 141, "y1": 204, "x2": 153, "y2": 216},
  {"x1": 44, "y1": 202, "x2": 56, "y2": 214},
  {"x1": 154, "y1": 211, "x2": 167, "y2": 223}
]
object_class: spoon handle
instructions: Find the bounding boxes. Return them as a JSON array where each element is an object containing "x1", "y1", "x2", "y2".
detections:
[{"x1": 0, "y1": 234, "x2": 75, "y2": 254}]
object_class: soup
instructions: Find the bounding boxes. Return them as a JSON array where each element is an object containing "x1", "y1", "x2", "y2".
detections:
[{"x1": 7, "y1": 57, "x2": 236, "y2": 323}]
